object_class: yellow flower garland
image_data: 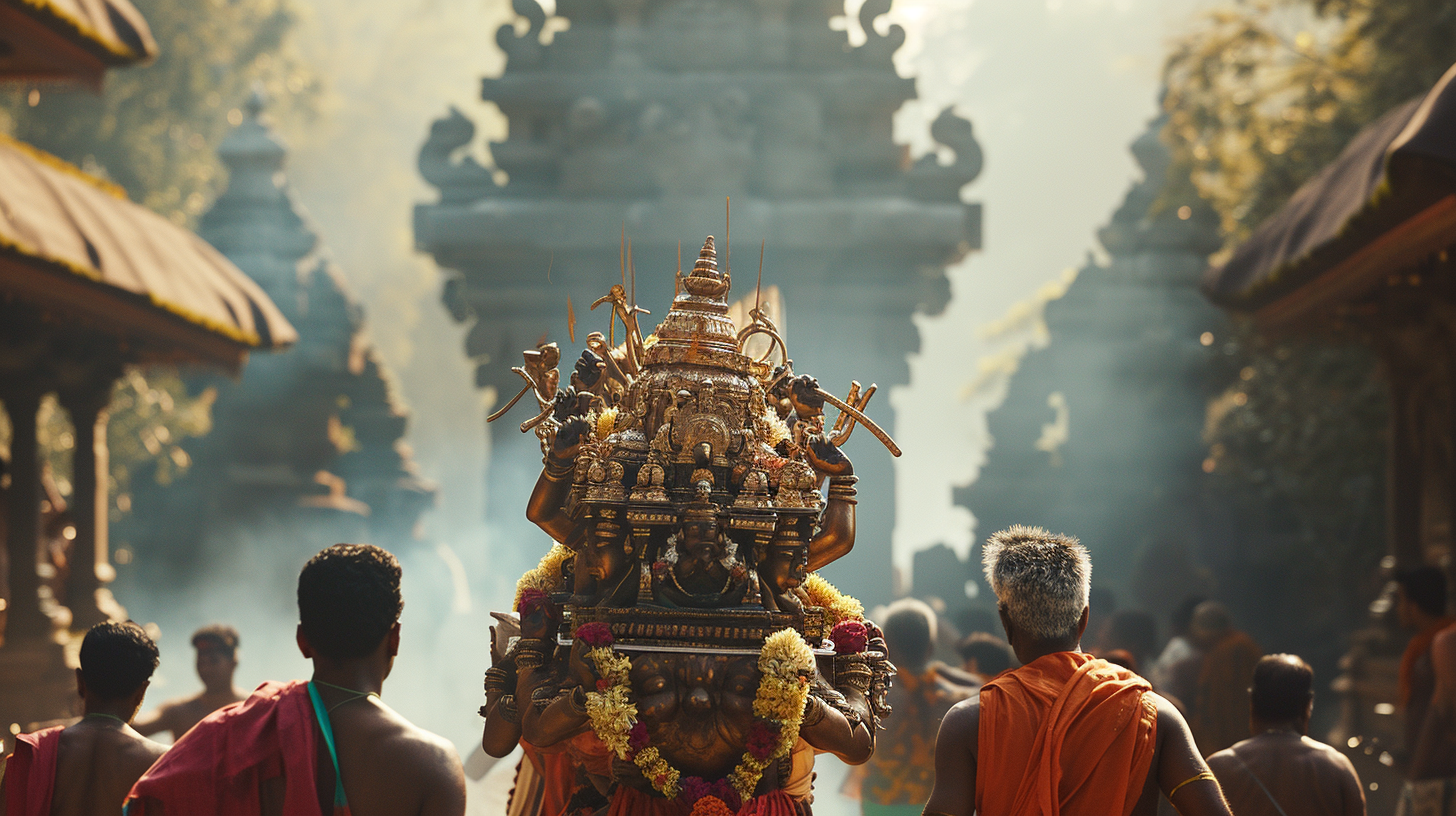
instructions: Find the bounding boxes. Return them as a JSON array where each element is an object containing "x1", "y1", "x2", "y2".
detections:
[
  {"x1": 800, "y1": 573, "x2": 865, "y2": 626},
  {"x1": 514, "y1": 543, "x2": 571, "y2": 610},
  {"x1": 582, "y1": 627, "x2": 814, "y2": 804}
]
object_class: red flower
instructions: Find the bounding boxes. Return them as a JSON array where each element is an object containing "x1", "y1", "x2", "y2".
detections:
[
  {"x1": 746, "y1": 720, "x2": 781, "y2": 760},
  {"x1": 576, "y1": 621, "x2": 614, "y2": 648},
  {"x1": 628, "y1": 722, "x2": 651, "y2": 753},
  {"x1": 517, "y1": 588, "x2": 554, "y2": 618},
  {"x1": 830, "y1": 620, "x2": 868, "y2": 654},
  {"x1": 653, "y1": 561, "x2": 670, "y2": 576},
  {"x1": 596, "y1": 679, "x2": 611, "y2": 692}
]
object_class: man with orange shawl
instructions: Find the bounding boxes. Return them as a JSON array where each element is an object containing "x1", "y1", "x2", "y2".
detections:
[
  {"x1": 1186, "y1": 601, "x2": 1264, "y2": 756},
  {"x1": 922, "y1": 525, "x2": 1234, "y2": 816}
]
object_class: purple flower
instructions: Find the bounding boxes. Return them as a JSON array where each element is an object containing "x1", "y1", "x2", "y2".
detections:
[
  {"x1": 576, "y1": 621, "x2": 614, "y2": 648},
  {"x1": 628, "y1": 722, "x2": 651, "y2": 754},
  {"x1": 830, "y1": 620, "x2": 868, "y2": 654},
  {"x1": 746, "y1": 720, "x2": 781, "y2": 760}
]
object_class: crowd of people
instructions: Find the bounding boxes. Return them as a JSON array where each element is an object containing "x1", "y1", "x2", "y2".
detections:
[{"x1": 7, "y1": 530, "x2": 1456, "y2": 814}]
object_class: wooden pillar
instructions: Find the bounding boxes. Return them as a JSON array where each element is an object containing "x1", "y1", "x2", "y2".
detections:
[
  {"x1": 2, "y1": 388, "x2": 49, "y2": 642},
  {"x1": 1388, "y1": 371, "x2": 1424, "y2": 569},
  {"x1": 60, "y1": 384, "x2": 114, "y2": 629}
]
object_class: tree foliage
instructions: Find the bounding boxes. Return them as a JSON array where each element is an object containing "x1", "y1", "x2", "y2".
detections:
[
  {"x1": 1164, "y1": 0, "x2": 1456, "y2": 626},
  {"x1": 0, "y1": 0, "x2": 316, "y2": 224}
]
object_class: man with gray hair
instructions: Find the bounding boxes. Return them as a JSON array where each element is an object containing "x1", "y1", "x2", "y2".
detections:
[{"x1": 923, "y1": 525, "x2": 1234, "y2": 816}]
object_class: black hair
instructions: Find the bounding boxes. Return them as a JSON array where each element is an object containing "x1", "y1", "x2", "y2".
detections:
[
  {"x1": 298, "y1": 544, "x2": 403, "y2": 660},
  {"x1": 80, "y1": 621, "x2": 159, "y2": 701},
  {"x1": 883, "y1": 600, "x2": 936, "y2": 671},
  {"x1": 1396, "y1": 566, "x2": 1448, "y2": 618},
  {"x1": 191, "y1": 624, "x2": 240, "y2": 655},
  {"x1": 957, "y1": 632, "x2": 1017, "y2": 677},
  {"x1": 1250, "y1": 653, "x2": 1313, "y2": 723}
]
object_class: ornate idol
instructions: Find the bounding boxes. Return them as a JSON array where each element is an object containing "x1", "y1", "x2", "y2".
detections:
[{"x1": 481, "y1": 237, "x2": 897, "y2": 815}]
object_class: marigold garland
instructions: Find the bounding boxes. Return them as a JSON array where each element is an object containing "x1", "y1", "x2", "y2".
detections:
[
  {"x1": 689, "y1": 795, "x2": 736, "y2": 816},
  {"x1": 580, "y1": 625, "x2": 814, "y2": 804},
  {"x1": 800, "y1": 573, "x2": 865, "y2": 626},
  {"x1": 514, "y1": 543, "x2": 571, "y2": 610}
]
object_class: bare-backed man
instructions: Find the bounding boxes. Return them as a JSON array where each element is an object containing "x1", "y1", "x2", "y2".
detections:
[
  {"x1": 2, "y1": 621, "x2": 167, "y2": 815},
  {"x1": 1206, "y1": 654, "x2": 1365, "y2": 816},
  {"x1": 922, "y1": 525, "x2": 1233, "y2": 816},
  {"x1": 126, "y1": 544, "x2": 466, "y2": 816}
]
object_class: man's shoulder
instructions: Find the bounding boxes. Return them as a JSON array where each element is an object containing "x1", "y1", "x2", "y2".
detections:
[{"x1": 370, "y1": 709, "x2": 463, "y2": 777}]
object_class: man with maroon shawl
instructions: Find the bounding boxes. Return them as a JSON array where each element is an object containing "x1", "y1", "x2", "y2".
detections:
[
  {"x1": 2, "y1": 621, "x2": 166, "y2": 816},
  {"x1": 922, "y1": 525, "x2": 1234, "y2": 816},
  {"x1": 124, "y1": 544, "x2": 466, "y2": 816}
]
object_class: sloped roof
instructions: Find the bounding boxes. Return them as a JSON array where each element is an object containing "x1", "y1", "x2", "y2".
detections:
[
  {"x1": 1205, "y1": 62, "x2": 1456, "y2": 324},
  {"x1": 0, "y1": 0, "x2": 156, "y2": 87},
  {"x1": 0, "y1": 134, "x2": 296, "y2": 369}
]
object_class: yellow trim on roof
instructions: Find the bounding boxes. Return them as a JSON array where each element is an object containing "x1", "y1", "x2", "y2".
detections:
[
  {"x1": 16, "y1": 0, "x2": 142, "y2": 60},
  {"x1": 0, "y1": 231, "x2": 263, "y2": 347},
  {"x1": 0, "y1": 132, "x2": 127, "y2": 200}
]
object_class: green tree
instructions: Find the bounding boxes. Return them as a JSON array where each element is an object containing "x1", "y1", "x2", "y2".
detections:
[
  {"x1": 1163, "y1": 0, "x2": 1456, "y2": 626},
  {"x1": 0, "y1": 0, "x2": 317, "y2": 224}
]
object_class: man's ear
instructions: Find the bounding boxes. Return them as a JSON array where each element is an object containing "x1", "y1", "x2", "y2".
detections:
[
  {"x1": 387, "y1": 622, "x2": 401, "y2": 658},
  {"x1": 128, "y1": 679, "x2": 151, "y2": 719},
  {"x1": 296, "y1": 624, "x2": 314, "y2": 659},
  {"x1": 75, "y1": 667, "x2": 87, "y2": 700},
  {"x1": 1076, "y1": 605, "x2": 1090, "y2": 641},
  {"x1": 997, "y1": 605, "x2": 1015, "y2": 648}
]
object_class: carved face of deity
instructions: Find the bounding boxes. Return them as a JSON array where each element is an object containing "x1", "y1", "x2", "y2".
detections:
[
  {"x1": 581, "y1": 520, "x2": 628, "y2": 583},
  {"x1": 630, "y1": 652, "x2": 760, "y2": 779},
  {"x1": 761, "y1": 543, "x2": 810, "y2": 594},
  {"x1": 673, "y1": 519, "x2": 729, "y2": 594}
]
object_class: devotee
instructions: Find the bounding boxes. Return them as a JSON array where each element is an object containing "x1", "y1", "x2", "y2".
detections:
[
  {"x1": 1187, "y1": 600, "x2": 1263, "y2": 755},
  {"x1": 858, "y1": 599, "x2": 974, "y2": 815},
  {"x1": 1151, "y1": 595, "x2": 1208, "y2": 706},
  {"x1": 1206, "y1": 654, "x2": 1365, "y2": 816},
  {"x1": 125, "y1": 544, "x2": 467, "y2": 816},
  {"x1": 922, "y1": 525, "x2": 1233, "y2": 816},
  {"x1": 2, "y1": 621, "x2": 166, "y2": 816},
  {"x1": 1396, "y1": 566, "x2": 1455, "y2": 757},
  {"x1": 1408, "y1": 621, "x2": 1456, "y2": 807},
  {"x1": 1102, "y1": 609, "x2": 1161, "y2": 675},
  {"x1": 134, "y1": 623, "x2": 246, "y2": 740},
  {"x1": 956, "y1": 631, "x2": 1017, "y2": 682}
]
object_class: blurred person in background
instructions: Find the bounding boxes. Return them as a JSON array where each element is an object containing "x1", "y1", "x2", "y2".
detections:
[
  {"x1": 1409, "y1": 623, "x2": 1456, "y2": 811},
  {"x1": 1188, "y1": 601, "x2": 1263, "y2": 756},
  {"x1": 1, "y1": 622, "x2": 167, "y2": 815},
  {"x1": 1206, "y1": 654, "x2": 1365, "y2": 816},
  {"x1": 1151, "y1": 595, "x2": 1208, "y2": 706},
  {"x1": 1102, "y1": 610, "x2": 1160, "y2": 677},
  {"x1": 957, "y1": 631, "x2": 1018, "y2": 683},
  {"x1": 1395, "y1": 567, "x2": 1455, "y2": 758},
  {"x1": 134, "y1": 624, "x2": 246, "y2": 741},
  {"x1": 854, "y1": 598, "x2": 974, "y2": 815}
]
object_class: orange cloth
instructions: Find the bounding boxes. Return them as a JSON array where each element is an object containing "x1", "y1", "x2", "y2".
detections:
[
  {"x1": 976, "y1": 651, "x2": 1157, "y2": 816},
  {"x1": 1190, "y1": 630, "x2": 1262, "y2": 756},
  {"x1": 1401, "y1": 617, "x2": 1456, "y2": 708},
  {"x1": 4, "y1": 726, "x2": 63, "y2": 816}
]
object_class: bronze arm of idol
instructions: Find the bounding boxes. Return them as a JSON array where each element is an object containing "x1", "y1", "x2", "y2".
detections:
[
  {"x1": 804, "y1": 433, "x2": 856, "y2": 572},
  {"x1": 480, "y1": 613, "x2": 523, "y2": 758},
  {"x1": 525, "y1": 386, "x2": 595, "y2": 543}
]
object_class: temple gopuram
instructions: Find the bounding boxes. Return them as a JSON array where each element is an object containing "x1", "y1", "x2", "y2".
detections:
[
  {"x1": 117, "y1": 94, "x2": 437, "y2": 589},
  {"x1": 952, "y1": 109, "x2": 1223, "y2": 610},
  {"x1": 414, "y1": 0, "x2": 983, "y2": 603},
  {"x1": 479, "y1": 235, "x2": 894, "y2": 814},
  {"x1": 0, "y1": 0, "x2": 295, "y2": 735}
]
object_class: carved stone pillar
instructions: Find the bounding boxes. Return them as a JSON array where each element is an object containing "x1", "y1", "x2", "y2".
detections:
[
  {"x1": 60, "y1": 383, "x2": 118, "y2": 629},
  {"x1": 2, "y1": 387, "x2": 49, "y2": 642}
]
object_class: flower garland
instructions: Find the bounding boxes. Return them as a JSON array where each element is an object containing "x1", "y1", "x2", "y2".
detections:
[
  {"x1": 577, "y1": 622, "x2": 814, "y2": 804},
  {"x1": 799, "y1": 573, "x2": 864, "y2": 626},
  {"x1": 514, "y1": 543, "x2": 571, "y2": 610}
]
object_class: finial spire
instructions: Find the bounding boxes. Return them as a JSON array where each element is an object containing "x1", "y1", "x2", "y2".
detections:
[{"x1": 693, "y1": 236, "x2": 719, "y2": 279}]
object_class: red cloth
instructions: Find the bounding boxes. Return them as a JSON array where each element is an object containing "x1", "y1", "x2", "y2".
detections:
[
  {"x1": 4, "y1": 726, "x2": 63, "y2": 816},
  {"x1": 976, "y1": 651, "x2": 1158, "y2": 816},
  {"x1": 522, "y1": 741, "x2": 575, "y2": 816},
  {"x1": 124, "y1": 680, "x2": 324, "y2": 816}
]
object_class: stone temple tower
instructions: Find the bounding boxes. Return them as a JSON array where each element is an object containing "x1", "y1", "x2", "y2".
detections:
[
  {"x1": 415, "y1": 0, "x2": 982, "y2": 603},
  {"x1": 948, "y1": 111, "x2": 1224, "y2": 615},
  {"x1": 116, "y1": 94, "x2": 436, "y2": 584}
]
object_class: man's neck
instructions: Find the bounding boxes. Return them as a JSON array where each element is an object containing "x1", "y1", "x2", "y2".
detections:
[
  {"x1": 203, "y1": 681, "x2": 239, "y2": 697},
  {"x1": 82, "y1": 699, "x2": 135, "y2": 724},
  {"x1": 1015, "y1": 640, "x2": 1081, "y2": 666},
  {"x1": 1251, "y1": 718, "x2": 1305, "y2": 737},
  {"x1": 311, "y1": 662, "x2": 386, "y2": 696}
]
